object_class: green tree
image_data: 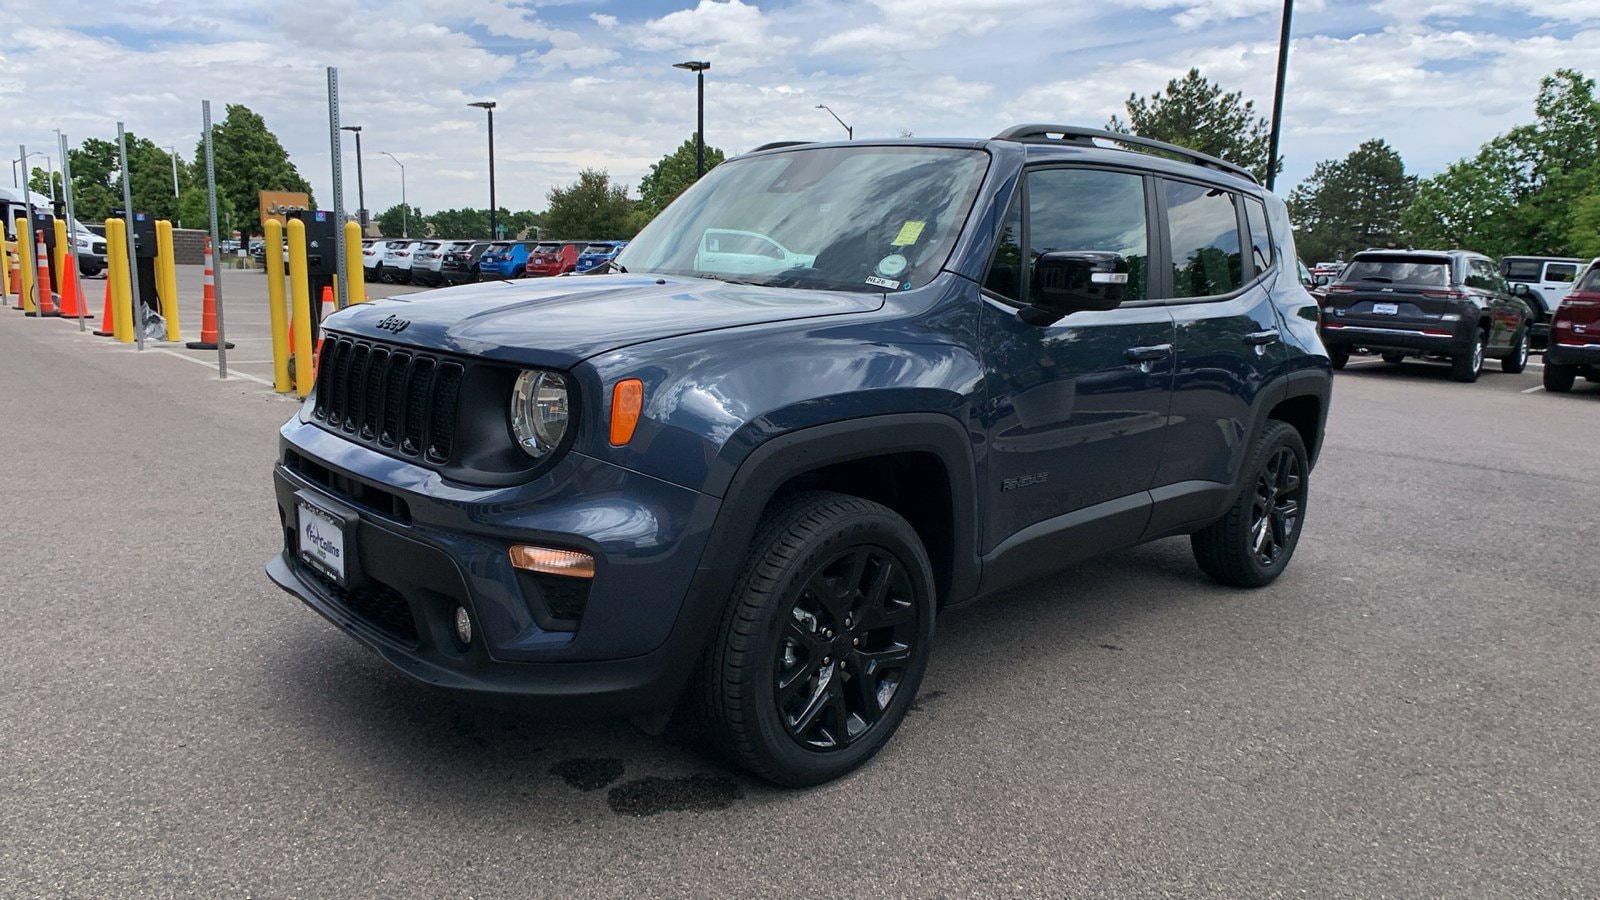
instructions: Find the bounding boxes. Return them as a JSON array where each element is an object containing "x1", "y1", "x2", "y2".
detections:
[
  {"x1": 64, "y1": 135, "x2": 188, "y2": 223},
  {"x1": 1108, "y1": 67, "x2": 1278, "y2": 183},
  {"x1": 543, "y1": 169, "x2": 637, "y2": 240},
  {"x1": 1567, "y1": 185, "x2": 1600, "y2": 259},
  {"x1": 197, "y1": 104, "x2": 314, "y2": 239},
  {"x1": 176, "y1": 185, "x2": 237, "y2": 235},
  {"x1": 376, "y1": 203, "x2": 423, "y2": 239},
  {"x1": 1288, "y1": 139, "x2": 1416, "y2": 262},
  {"x1": 27, "y1": 167, "x2": 62, "y2": 199},
  {"x1": 425, "y1": 207, "x2": 489, "y2": 238},
  {"x1": 636, "y1": 135, "x2": 726, "y2": 220},
  {"x1": 1402, "y1": 68, "x2": 1600, "y2": 257}
]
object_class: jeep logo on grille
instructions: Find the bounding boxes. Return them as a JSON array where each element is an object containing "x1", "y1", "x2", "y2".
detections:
[{"x1": 376, "y1": 315, "x2": 411, "y2": 334}]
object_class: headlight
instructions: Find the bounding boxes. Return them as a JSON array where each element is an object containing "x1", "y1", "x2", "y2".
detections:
[{"x1": 510, "y1": 370, "x2": 570, "y2": 458}]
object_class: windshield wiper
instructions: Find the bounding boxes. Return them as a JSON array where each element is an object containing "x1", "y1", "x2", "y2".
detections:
[{"x1": 587, "y1": 258, "x2": 627, "y2": 274}]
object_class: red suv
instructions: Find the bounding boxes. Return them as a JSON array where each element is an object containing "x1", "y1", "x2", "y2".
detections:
[
  {"x1": 524, "y1": 241, "x2": 582, "y2": 278},
  {"x1": 1544, "y1": 258, "x2": 1600, "y2": 393}
]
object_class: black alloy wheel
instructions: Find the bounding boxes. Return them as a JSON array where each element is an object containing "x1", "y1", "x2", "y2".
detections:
[
  {"x1": 698, "y1": 491, "x2": 935, "y2": 787},
  {"x1": 1192, "y1": 420, "x2": 1310, "y2": 588},
  {"x1": 775, "y1": 546, "x2": 919, "y2": 751},
  {"x1": 1248, "y1": 446, "x2": 1302, "y2": 568}
]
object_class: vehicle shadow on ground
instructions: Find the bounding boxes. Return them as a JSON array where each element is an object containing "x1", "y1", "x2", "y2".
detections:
[{"x1": 262, "y1": 536, "x2": 1220, "y2": 816}]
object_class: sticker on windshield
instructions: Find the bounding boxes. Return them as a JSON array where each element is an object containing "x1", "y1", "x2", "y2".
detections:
[
  {"x1": 876, "y1": 254, "x2": 908, "y2": 277},
  {"x1": 891, "y1": 221, "x2": 926, "y2": 246},
  {"x1": 865, "y1": 275, "x2": 902, "y2": 290}
]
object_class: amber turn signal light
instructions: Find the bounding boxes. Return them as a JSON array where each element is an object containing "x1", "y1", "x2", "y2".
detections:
[
  {"x1": 610, "y1": 378, "x2": 644, "y2": 446},
  {"x1": 509, "y1": 545, "x2": 596, "y2": 579}
]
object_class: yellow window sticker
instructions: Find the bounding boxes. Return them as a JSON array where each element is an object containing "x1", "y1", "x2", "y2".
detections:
[{"x1": 891, "y1": 220, "x2": 926, "y2": 246}]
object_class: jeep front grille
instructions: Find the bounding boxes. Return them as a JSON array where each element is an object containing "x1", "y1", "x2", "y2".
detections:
[{"x1": 312, "y1": 336, "x2": 465, "y2": 464}]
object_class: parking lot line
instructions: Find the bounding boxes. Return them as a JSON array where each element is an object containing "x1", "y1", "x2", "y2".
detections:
[{"x1": 151, "y1": 348, "x2": 275, "y2": 386}]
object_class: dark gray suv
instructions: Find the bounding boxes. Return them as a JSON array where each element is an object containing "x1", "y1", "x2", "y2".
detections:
[{"x1": 267, "y1": 126, "x2": 1333, "y2": 786}]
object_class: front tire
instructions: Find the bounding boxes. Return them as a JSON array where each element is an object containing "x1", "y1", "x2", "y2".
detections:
[
  {"x1": 1501, "y1": 328, "x2": 1529, "y2": 374},
  {"x1": 1191, "y1": 421, "x2": 1309, "y2": 588},
  {"x1": 1544, "y1": 363, "x2": 1576, "y2": 393},
  {"x1": 1451, "y1": 330, "x2": 1485, "y2": 383},
  {"x1": 699, "y1": 491, "x2": 935, "y2": 787}
]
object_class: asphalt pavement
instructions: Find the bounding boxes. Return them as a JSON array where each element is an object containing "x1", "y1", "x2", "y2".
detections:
[{"x1": 2, "y1": 286, "x2": 1598, "y2": 898}]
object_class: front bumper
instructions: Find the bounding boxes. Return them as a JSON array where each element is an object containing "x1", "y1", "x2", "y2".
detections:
[
  {"x1": 1545, "y1": 341, "x2": 1600, "y2": 368},
  {"x1": 267, "y1": 420, "x2": 729, "y2": 714}
]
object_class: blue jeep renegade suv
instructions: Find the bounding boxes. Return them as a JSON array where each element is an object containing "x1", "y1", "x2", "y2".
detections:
[{"x1": 268, "y1": 126, "x2": 1332, "y2": 787}]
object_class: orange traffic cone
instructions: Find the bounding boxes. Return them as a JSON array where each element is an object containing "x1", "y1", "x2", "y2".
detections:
[
  {"x1": 56, "y1": 256, "x2": 89, "y2": 319},
  {"x1": 26, "y1": 230, "x2": 60, "y2": 317},
  {"x1": 186, "y1": 237, "x2": 233, "y2": 349},
  {"x1": 93, "y1": 277, "x2": 115, "y2": 337}
]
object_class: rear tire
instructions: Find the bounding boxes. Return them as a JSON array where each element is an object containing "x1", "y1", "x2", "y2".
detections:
[
  {"x1": 1191, "y1": 421, "x2": 1309, "y2": 589},
  {"x1": 1501, "y1": 328, "x2": 1529, "y2": 374},
  {"x1": 1544, "y1": 363, "x2": 1576, "y2": 393},
  {"x1": 1328, "y1": 347, "x2": 1349, "y2": 370},
  {"x1": 1450, "y1": 330, "x2": 1485, "y2": 383},
  {"x1": 697, "y1": 491, "x2": 935, "y2": 788}
]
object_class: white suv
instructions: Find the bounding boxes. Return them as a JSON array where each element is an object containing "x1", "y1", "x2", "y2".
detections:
[
  {"x1": 410, "y1": 240, "x2": 470, "y2": 287},
  {"x1": 380, "y1": 240, "x2": 420, "y2": 284}
]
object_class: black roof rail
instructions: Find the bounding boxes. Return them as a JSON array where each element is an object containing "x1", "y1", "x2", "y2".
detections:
[
  {"x1": 750, "y1": 140, "x2": 812, "y2": 152},
  {"x1": 992, "y1": 124, "x2": 1258, "y2": 184}
]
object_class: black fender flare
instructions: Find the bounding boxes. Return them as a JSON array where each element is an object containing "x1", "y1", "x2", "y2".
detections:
[{"x1": 697, "y1": 412, "x2": 981, "y2": 604}]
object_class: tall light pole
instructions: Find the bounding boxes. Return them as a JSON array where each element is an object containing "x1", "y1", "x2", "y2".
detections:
[
  {"x1": 13, "y1": 150, "x2": 46, "y2": 193},
  {"x1": 468, "y1": 101, "x2": 497, "y2": 238},
  {"x1": 341, "y1": 125, "x2": 367, "y2": 228},
  {"x1": 1265, "y1": 0, "x2": 1293, "y2": 191},
  {"x1": 166, "y1": 146, "x2": 179, "y2": 197},
  {"x1": 379, "y1": 151, "x2": 407, "y2": 238},
  {"x1": 673, "y1": 61, "x2": 710, "y2": 177},
  {"x1": 815, "y1": 104, "x2": 853, "y2": 140}
]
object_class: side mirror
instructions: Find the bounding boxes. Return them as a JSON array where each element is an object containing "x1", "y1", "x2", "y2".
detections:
[
  {"x1": 1512, "y1": 283, "x2": 1531, "y2": 297},
  {"x1": 1020, "y1": 251, "x2": 1128, "y2": 326}
]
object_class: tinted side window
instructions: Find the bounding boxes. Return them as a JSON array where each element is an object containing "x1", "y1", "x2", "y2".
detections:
[
  {"x1": 1244, "y1": 196, "x2": 1272, "y2": 272},
  {"x1": 1546, "y1": 263, "x2": 1578, "y2": 284},
  {"x1": 1465, "y1": 257, "x2": 1498, "y2": 289},
  {"x1": 1164, "y1": 180, "x2": 1243, "y2": 298},
  {"x1": 1028, "y1": 168, "x2": 1148, "y2": 302}
]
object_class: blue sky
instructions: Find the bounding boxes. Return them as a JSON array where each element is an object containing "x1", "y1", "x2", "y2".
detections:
[{"x1": 2, "y1": 0, "x2": 1596, "y2": 218}]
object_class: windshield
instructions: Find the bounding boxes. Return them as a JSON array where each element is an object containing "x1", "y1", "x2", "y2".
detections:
[
  {"x1": 618, "y1": 145, "x2": 989, "y2": 293},
  {"x1": 1342, "y1": 256, "x2": 1451, "y2": 286}
]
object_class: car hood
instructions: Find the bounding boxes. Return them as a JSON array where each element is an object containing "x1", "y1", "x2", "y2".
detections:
[{"x1": 324, "y1": 273, "x2": 885, "y2": 368}]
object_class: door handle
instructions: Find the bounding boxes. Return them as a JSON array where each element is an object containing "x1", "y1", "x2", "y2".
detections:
[
  {"x1": 1244, "y1": 329, "x2": 1280, "y2": 345},
  {"x1": 1125, "y1": 344, "x2": 1174, "y2": 362}
]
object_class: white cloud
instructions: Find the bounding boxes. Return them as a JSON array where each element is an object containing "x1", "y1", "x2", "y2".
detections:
[{"x1": 1, "y1": 0, "x2": 1594, "y2": 222}]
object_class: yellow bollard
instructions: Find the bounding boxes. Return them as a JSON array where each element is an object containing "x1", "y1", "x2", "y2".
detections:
[
  {"x1": 15, "y1": 216, "x2": 37, "y2": 314},
  {"x1": 288, "y1": 219, "x2": 315, "y2": 397},
  {"x1": 156, "y1": 220, "x2": 180, "y2": 342},
  {"x1": 106, "y1": 219, "x2": 135, "y2": 343},
  {"x1": 1, "y1": 234, "x2": 11, "y2": 302},
  {"x1": 264, "y1": 219, "x2": 291, "y2": 393},
  {"x1": 343, "y1": 221, "x2": 367, "y2": 305}
]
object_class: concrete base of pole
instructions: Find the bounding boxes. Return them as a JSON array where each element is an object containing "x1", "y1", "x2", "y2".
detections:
[{"x1": 184, "y1": 340, "x2": 236, "y2": 350}]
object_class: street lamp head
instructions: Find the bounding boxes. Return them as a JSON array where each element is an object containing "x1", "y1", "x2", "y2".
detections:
[
  {"x1": 468, "y1": 101, "x2": 497, "y2": 110},
  {"x1": 673, "y1": 60, "x2": 710, "y2": 72},
  {"x1": 341, "y1": 125, "x2": 362, "y2": 133}
]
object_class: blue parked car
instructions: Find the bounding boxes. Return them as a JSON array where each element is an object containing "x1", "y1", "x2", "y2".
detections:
[
  {"x1": 270, "y1": 126, "x2": 1332, "y2": 787},
  {"x1": 574, "y1": 240, "x2": 628, "y2": 273},
  {"x1": 478, "y1": 241, "x2": 532, "y2": 280}
]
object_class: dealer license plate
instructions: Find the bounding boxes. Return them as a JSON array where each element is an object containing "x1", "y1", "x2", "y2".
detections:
[
  {"x1": 1372, "y1": 302, "x2": 1399, "y2": 315},
  {"x1": 297, "y1": 498, "x2": 348, "y2": 586}
]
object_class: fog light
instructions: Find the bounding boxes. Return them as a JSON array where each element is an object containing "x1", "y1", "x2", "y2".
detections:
[{"x1": 453, "y1": 606, "x2": 473, "y2": 646}]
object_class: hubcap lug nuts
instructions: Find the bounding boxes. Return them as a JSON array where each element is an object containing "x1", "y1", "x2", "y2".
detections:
[
  {"x1": 823, "y1": 656, "x2": 831, "y2": 665},
  {"x1": 852, "y1": 638, "x2": 859, "y2": 646},
  {"x1": 823, "y1": 629, "x2": 832, "y2": 639}
]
